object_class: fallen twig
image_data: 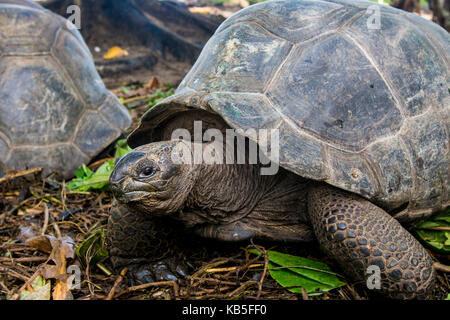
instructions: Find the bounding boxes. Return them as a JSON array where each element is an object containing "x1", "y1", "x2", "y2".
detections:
[
  {"x1": 41, "y1": 203, "x2": 49, "y2": 235},
  {"x1": 250, "y1": 244, "x2": 269, "y2": 299},
  {"x1": 0, "y1": 281, "x2": 11, "y2": 295},
  {"x1": 0, "y1": 266, "x2": 30, "y2": 282},
  {"x1": 301, "y1": 287, "x2": 309, "y2": 300},
  {"x1": 225, "y1": 280, "x2": 258, "y2": 299},
  {"x1": 187, "y1": 277, "x2": 239, "y2": 287},
  {"x1": 205, "y1": 264, "x2": 263, "y2": 273},
  {"x1": 88, "y1": 158, "x2": 113, "y2": 170},
  {"x1": 434, "y1": 262, "x2": 450, "y2": 273},
  {"x1": 106, "y1": 267, "x2": 128, "y2": 300},
  {"x1": 420, "y1": 226, "x2": 450, "y2": 231},
  {"x1": 52, "y1": 221, "x2": 62, "y2": 239},
  {"x1": 9, "y1": 256, "x2": 51, "y2": 300},
  {"x1": 114, "y1": 280, "x2": 179, "y2": 299},
  {"x1": 0, "y1": 256, "x2": 48, "y2": 263},
  {"x1": 0, "y1": 168, "x2": 42, "y2": 184}
]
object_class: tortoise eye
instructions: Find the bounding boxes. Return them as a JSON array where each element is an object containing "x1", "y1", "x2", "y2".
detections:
[{"x1": 139, "y1": 166, "x2": 156, "y2": 178}]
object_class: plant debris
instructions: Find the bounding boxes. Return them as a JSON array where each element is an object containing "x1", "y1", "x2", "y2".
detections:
[
  {"x1": 103, "y1": 46, "x2": 129, "y2": 60},
  {"x1": 415, "y1": 210, "x2": 450, "y2": 253},
  {"x1": 66, "y1": 140, "x2": 131, "y2": 192},
  {"x1": 248, "y1": 248, "x2": 346, "y2": 296}
]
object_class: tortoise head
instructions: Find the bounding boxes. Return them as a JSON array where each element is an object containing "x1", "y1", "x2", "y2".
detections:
[{"x1": 110, "y1": 140, "x2": 196, "y2": 215}]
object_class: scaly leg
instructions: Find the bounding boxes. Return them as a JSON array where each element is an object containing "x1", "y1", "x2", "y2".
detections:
[
  {"x1": 106, "y1": 203, "x2": 190, "y2": 283},
  {"x1": 308, "y1": 184, "x2": 435, "y2": 299}
]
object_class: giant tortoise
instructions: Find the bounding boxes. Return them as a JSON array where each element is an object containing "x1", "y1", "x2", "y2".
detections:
[
  {"x1": 107, "y1": 0, "x2": 449, "y2": 299},
  {"x1": 0, "y1": 0, "x2": 131, "y2": 178}
]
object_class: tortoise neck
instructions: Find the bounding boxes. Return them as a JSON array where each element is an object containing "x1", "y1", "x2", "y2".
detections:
[
  {"x1": 181, "y1": 162, "x2": 267, "y2": 225},
  {"x1": 180, "y1": 164, "x2": 310, "y2": 226},
  {"x1": 174, "y1": 140, "x2": 309, "y2": 226}
]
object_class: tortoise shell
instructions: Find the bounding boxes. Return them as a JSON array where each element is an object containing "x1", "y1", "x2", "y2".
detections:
[
  {"x1": 129, "y1": 0, "x2": 449, "y2": 221},
  {"x1": 0, "y1": 0, "x2": 131, "y2": 178}
]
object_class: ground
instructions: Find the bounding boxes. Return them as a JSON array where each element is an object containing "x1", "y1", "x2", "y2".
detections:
[{"x1": 0, "y1": 78, "x2": 449, "y2": 300}]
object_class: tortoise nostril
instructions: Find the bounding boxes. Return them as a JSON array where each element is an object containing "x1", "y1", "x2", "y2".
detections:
[
  {"x1": 109, "y1": 167, "x2": 127, "y2": 189},
  {"x1": 110, "y1": 151, "x2": 146, "y2": 183}
]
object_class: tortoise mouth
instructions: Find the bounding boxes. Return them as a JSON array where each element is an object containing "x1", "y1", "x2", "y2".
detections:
[{"x1": 116, "y1": 191, "x2": 151, "y2": 202}]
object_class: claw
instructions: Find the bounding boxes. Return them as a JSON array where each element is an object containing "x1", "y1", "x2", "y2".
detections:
[
  {"x1": 134, "y1": 268, "x2": 155, "y2": 284},
  {"x1": 152, "y1": 261, "x2": 178, "y2": 281},
  {"x1": 165, "y1": 257, "x2": 189, "y2": 278},
  {"x1": 119, "y1": 257, "x2": 190, "y2": 285},
  {"x1": 175, "y1": 265, "x2": 188, "y2": 278}
]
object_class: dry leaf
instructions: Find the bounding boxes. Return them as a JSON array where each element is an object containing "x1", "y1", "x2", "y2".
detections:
[
  {"x1": 144, "y1": 77, "x2": 160, "y2": 91},
  {"x1": 48, "y1": 236, "x2": 75, "y2": 300},
  {"x1": 189, "y1": 7, "x2": 214, "y2": 14},
  {"x1": 26, "y1": 235, "x2": 53, "y2": 254},
  {"x1": 26, "y1": 235, "x2": 75, "y2": 300},
  {"x1": 53, "y1": 279, "x2": 74, "y2": 300},
  {"x1": 25, "y1": 207, "x2": 43, "y2": 215},
  {"x1": 103, "y1": 46, "x2": 128, "y2": 60}
]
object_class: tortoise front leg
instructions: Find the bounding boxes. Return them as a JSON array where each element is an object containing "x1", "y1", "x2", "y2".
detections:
[
  {"x1": 106, "y1": 203, "x2": 189, "y2": 283},
  {"x1": 308, "y1": 184, "x2": 435, "y2": 299}
]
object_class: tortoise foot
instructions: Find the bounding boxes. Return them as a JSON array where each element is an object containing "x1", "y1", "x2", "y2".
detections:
[
  {"x1": 118, "y1": 257, "x2": 191, "y2": 286},
  {"x1": 106, "y1": 202, "x2": 192, "y2": 285}
]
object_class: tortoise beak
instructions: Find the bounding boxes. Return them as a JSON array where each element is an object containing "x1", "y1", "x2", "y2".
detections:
[
  {"x1": 110, "y1": 151, "x2": 146, "y2": 196},
  {"x1": 110, "y1": 151, "x2": 160, "y2": 202},
  {"x1": 110, "y1": 175, "x2": 153, "y2": 202}
]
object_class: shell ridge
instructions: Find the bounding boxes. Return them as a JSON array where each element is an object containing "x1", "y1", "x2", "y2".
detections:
[
  {"x1": 49, "y1": 31, "x2": 87, "y2": 110},
  {"x1": 340, "y1": 32, "x2": 407, "y2": 119},
  {"x1": 401, "y1": 14, "x2": 449, "y2": 69},
  {"x1": 263, "y1": 44, "x2": 295, "y2": 94}
]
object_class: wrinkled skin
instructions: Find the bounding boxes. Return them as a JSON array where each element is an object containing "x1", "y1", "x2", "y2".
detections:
[{"x1": 107, "y1": 140, "x2": 436, "y2": 299}]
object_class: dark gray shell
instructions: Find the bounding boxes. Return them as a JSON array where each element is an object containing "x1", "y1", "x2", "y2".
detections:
[
  {"x1": 130, "y1": 0, "x2": 449, "y2": 221},
  {"x1": 0, "y1": 0, "x2": 131, "y2": 178}
]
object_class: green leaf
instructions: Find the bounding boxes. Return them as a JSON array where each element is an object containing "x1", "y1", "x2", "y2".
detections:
[
  {"x1": 74, "y1": 164, "x2": 93, "y2": 179},
  {"x1": 18, "y1": 276, "x2": 51, "y2": 300},
  {"x1": 147, "y1": 88, "x2": 175, "y2": 108},
  {"x1": 248, "y1": 249, "x2": 345, "y2": 296},
  {"x1": 76, "y1": 229, "x2": 109, "y2": 266},
  {"x1": 415, "y1": 209, "x2": 450, "y2": 254},
  {"x1": 67, "y1": 140, "x2": 132, "y2": 192},
  {"x1": 114, "y1": 139, "x2": 132, "y2": 158},
  {"x1": 118, "y1": 86, "x2": 130, "y2": 95},
  {"x1": 445, "y1": 233, "x2": 450, "y2": 246},
  {"x1": 445, "y1": 294, "x2": 450, "y2": 300},
  {"x1": 435, "y1": 213, "x2": 450, "y2": 224},
  {"x1": 417, "y1": 221, "x2": 446, "y2": 229}
]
